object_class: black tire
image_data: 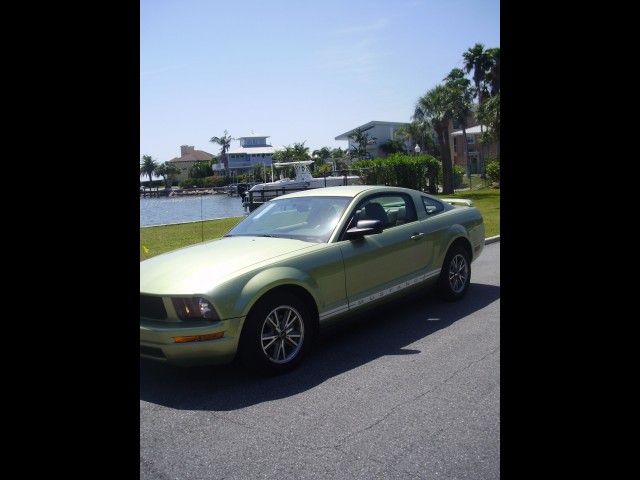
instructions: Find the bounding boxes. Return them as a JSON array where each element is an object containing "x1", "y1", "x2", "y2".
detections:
[
  {"x1": 437, "y1": 245, "x2": 471, "y2": 301},
  {"x1": 238, "y1": 293, "x2": 312, "y2": 374}
]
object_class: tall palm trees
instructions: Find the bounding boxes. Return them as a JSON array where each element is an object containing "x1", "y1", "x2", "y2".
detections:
[
  {"x1": 486, "y1": 47, "x2": 500, "y2": 96},
  {"x1": 140, "y1": 154, "x2": 159, "y2": 187},
  {"x1": 414, "y1": 85, "x2": 455, "y2": 194},
  {"x1": 463, "y1": 43, "x2": 492, "y2": 105},
  {"x1": 443, "y1": 68, "x2": 474, "y2": 178},
  {"x1": 463, "y1": 44, "x2": 500, "y2": 165},
  {"x1": 210, "y1": 130, "x2": 234, "y2": 172}
]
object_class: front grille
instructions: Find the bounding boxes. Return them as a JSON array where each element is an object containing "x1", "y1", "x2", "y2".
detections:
[{"x1": 140, "y1": 295, "x2": 167, "y2": 320}]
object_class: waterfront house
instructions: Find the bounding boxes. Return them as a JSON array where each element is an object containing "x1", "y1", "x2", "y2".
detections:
[
  {"x1": 167, "y1": 145, "x2": 217, "y2": 183},
  {"x1": 225, "y1": 132, "x2": 283, "y2": 178},
  {"x1": 335, "y1": 121, "x2": 412, "y2": 159}
]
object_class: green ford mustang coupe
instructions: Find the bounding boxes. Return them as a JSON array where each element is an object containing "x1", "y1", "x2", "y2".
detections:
[{"x1": 140, "y1": 185, "x2": 485, "y2": 374}]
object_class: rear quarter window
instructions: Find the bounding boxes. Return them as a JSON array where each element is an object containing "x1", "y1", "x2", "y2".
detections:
[{"x1": 421, "y1": 196, "x2": 445, "y2": 215}]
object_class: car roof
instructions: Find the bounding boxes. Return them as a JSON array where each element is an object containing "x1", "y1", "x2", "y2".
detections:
[{"x1": 272, "y1": 185, "x2": 412, "y2": 200}]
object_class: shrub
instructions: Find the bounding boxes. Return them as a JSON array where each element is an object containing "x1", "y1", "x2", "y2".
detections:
[
  {"x1": 453, "y1": 165, "x2": 466, "y2": 188},
  {"x1": 485, "y1": 157, "x2": 500, "y2": 184},
  {"x1": 352, "y1": 154, "x2": 441, "y2": 192}
]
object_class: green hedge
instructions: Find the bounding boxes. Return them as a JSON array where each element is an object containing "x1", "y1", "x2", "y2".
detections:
[{"x1": 352, "y1": 154, "x2": 441, "y2": 193}]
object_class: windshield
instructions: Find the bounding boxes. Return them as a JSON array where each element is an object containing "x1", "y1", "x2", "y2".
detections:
[{"x1": 226, "y1": 196, "x2": 351, "y2": 243}]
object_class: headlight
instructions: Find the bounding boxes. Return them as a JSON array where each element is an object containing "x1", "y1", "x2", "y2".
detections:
[{"x1": 171, "y1": 297, "x2": 220, "y2": 321}]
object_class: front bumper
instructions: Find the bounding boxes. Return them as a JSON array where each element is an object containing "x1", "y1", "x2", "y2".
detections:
[{"x1": 140, "y1": 317, "x2": 244, "y2": 367}]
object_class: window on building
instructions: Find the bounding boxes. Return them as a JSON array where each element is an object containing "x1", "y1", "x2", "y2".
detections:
[{"x1": 466, "y1": 135, "x2": 475, "y2": 144}]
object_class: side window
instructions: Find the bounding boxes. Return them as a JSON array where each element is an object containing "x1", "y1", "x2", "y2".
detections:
[
  {"x1": 347, "y1": 194, "x2": 418, "y2": 231},
  {"x1": 422, "y1": 196, "x2": 445, "y2": 215}
]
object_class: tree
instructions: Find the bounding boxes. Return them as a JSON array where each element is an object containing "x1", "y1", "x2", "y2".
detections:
[
  {"x1": 348, "y1": 128, "x2": 377, "y2": 160},
  {"x1": 395, "y1": 121, "x2": 437, "y2": 156},
  {"x1": 140, "y1": 154, "x2": 159, "y2": 187},
  {"x1": 414, "y1": 85, "x2": 455, "y2": 194},
  {"x1": 312, "y1": 147, "x2": 332, "y2": 159},
  {"x1": 476, "y1": 93, "x2": 500, "y2": 159},
  {"x1": 155, "y1": 161, "x2": 181, "y2": 188},
  {"x1": 462, "y1": 43, "x2": 492, "y2": 104},
  {"x1": 443, "y1": 68, "x2": 474, "y2": 178},
  {"x1": 251, "y1": 164, "x2": 267, "y2": 182},
  {"x1": 314, "y1": 162, "x2": 333, "y2": 177},
  {"x1": 486, "y1": 47, "x2": 500, "y2": 96},
  {"x1": 292, "y1": 141, "x2": 310, "y2": 160},
  {"x1": 210, "y1": 130, "x2": 234, "y2": 171},
  {"x1": 330, "y1": 147, "x2": 348, "y2": 158},
  {"x1": 189, "y1": 161, "x2": 214, "y2": 179},
  {"x1": 273, "y1": 142, "x2": 310, "y2": 163},
  {"x1": 311, "y1": 146, "x2": 332, "y2": 171},
  {"x1": 272, "y1": 146, "x2": 295, "y2": 163},
  {"x1": 463, "y1": 45, "x2": 500, "y2": 174},
  {"x1": 271, "y1": 142, "x2": 311, "y2": 179},
  {"x1": 379, "y1": 139, "x2": 406, "y2": 156}
]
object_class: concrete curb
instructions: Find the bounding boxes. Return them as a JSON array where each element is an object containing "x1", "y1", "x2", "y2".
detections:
[{"x1": 485, "y1": 235, "x2": 500, "y2": 245}]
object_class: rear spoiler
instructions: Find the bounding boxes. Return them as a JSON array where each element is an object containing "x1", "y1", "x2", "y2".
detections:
[{"x1": 441, "y1": 198, "x2": 474, "y2": 207}]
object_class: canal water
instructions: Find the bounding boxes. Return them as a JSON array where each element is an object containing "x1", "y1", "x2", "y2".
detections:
[{"x1": 140, "y1": 194, "x2": 248, "y2": 227}]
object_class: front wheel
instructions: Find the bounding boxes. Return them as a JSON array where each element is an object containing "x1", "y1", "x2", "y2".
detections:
[
  {"x1": 238, "y1": 293, "x2": 312, "y2": 374},
  {"x1": 437, "y1": 245, "x2": 471, "y2": 301}
]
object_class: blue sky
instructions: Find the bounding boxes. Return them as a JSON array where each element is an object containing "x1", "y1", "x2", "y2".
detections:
[{"x1": 140, "y1": 0, "x2": 500, "y2": 165}]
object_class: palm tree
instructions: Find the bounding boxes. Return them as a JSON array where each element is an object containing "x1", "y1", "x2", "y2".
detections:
[
  {"x1": 312, "y1": 146, "x2": 332, "y2": 171},
  {"x1": 330, "y1": 147, "x2": 348, "y2": 158},
  {"x1": 292, "y1": 141, "x2": 310, "y2": 160},
  {"x1": 348, "y1": 128, "x2": 377, "y2": 160},
  {"x1": 476, "y1": 93, "x2": 500, "y2": 160},
  {"x1": 464, "y1": 45, "x2": 500, "y2": 177},
  {"x1": 443, "y1": 68, "x2": 474, "y2": 178},
  {"x1": 486, "y1": 47, "x2": 500, "y2": 96},
  {"x1": 155, "y1": 161, "x2": 181, "y2": 188},
  {"x1": 394, "y1": 121, "x2": 436, "y2": 155},
  {"x1": 414, "y1": 85, "x2": 455, "y2": 194},
  {"x1": 140, "y1": 154, "x2": 159, "y2": 187},
  {"x1": 379, "y1": 139, "x2": 406, "y2": 156},
  {"x1": 210, "y1": 130, "x2": 234, "y2": 171},
  {"x1": 272, "y1": 146, "x2": 295, "y2": 163},
  {"x1": 462, "y1": 43, "x2": 492, "y2": 104},
  {"x1": 312, "y1": 146, "x2": 330, "y2": 159}
]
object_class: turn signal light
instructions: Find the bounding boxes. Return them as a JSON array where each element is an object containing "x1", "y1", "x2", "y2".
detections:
[{"x1": 173, "y1": 332, "x2": 224, "y2": 343}]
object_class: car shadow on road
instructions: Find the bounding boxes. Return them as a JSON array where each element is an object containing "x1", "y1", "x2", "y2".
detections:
[{"x1": 140, "y1": 282, "x2": 500, "y2": 410}]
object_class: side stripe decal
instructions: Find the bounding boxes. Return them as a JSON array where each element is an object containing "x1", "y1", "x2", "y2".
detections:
[{"x1": 318, "y1": 269, "x2": 440, "y2": 321}]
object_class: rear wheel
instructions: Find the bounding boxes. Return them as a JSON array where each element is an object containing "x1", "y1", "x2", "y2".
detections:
[
  {"x1": 437, "y1": 245, "x2": 471, "y2": 301},
  {"x1": 238, "y1": 293, "x2": 311, "y2": 374}
]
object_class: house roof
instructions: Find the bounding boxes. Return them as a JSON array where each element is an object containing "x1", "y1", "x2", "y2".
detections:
[
  {"x1": 226, "y1": 145, "x2": 283, "y2": 155},
  {"x1": 238, "y1": 132, "x2": 270, "y2": 139},
  {"x1": 168, "y1": 149, "x2": 214, "y2": 163},
  {"x1": 335, "y1": 121, "x2": 409, "y2": 140},
  {"x1": 451, "y1": 125, "x2": 489, "y2": 136}
]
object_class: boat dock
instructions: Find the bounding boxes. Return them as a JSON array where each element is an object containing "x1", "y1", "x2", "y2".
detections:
[{"x1": 140, "y1": 187, "x2": 228, "y2": 197}]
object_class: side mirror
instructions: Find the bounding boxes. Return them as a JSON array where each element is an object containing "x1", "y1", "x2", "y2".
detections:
[{"x1": 344, "y1": 219, "x2": 383, "y2": 240}]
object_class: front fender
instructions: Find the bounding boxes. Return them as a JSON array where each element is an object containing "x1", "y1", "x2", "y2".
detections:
[{"x1": 236, "y1": 266, "x2": 318, "y2": 318}]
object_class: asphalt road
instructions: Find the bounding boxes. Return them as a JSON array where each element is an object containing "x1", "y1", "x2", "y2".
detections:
[{"x1": 140, "y1": 241, "x2": 500, "y2": 480}]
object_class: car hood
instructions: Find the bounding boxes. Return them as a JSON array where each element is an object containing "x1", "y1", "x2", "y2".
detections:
[{"x1": 140, "y1": 236, "x2": 318, "y2": 295}]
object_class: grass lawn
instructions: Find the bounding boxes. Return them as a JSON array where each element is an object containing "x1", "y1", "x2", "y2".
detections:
[{"x1": 140, "y1": 187, "x2": 500, "y2": 261}]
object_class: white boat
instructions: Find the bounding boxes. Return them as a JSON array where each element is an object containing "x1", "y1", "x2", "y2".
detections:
[{"x1": 246, "y1": 160, "x2": 362, "y2": 204}]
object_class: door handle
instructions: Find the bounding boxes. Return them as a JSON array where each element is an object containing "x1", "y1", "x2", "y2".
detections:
[{"x1": 410, "y1": 232, "x2": 425, "y2": 240}]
